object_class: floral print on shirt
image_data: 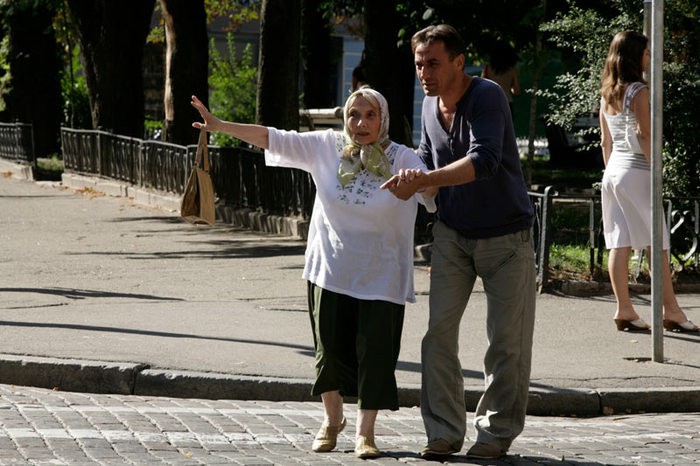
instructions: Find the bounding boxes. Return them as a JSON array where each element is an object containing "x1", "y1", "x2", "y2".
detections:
[{"x1": 336, "y1": 141, "x2": 397, "y2": 205}]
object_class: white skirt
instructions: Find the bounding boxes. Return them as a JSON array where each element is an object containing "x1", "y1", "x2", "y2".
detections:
[{"x1": 601, "y1": 163, "x2": 669, "y2": 250}]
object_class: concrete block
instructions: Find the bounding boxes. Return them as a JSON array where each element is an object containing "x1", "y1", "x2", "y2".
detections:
[
  {"x1": 598, "y1": 387, "x2": 700, "y2": 414},
  {"x1": 135, "y1": 369, "x2": 315, "y2": 402},
  {"x1": 0, "y1": 354, "x2": 146, "y2": 395},
  {"x1": 527, "y1": 387, "x2": 600, "y2": 416}
]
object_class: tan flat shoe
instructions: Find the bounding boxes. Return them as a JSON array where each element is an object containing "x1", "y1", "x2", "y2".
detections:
[
  {"x1": 355, "y1": 435, "x2": 380, "y2": 459},
  {"x1": 663, "y1": 319, "x2": 700, "y2": 333},
  {"x1": 311, "y1": 418, "x2": 346, "y2": 452}
]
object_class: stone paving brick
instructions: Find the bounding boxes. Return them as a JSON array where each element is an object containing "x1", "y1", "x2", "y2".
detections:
[{"x1": 1, "y1": 385, "x2": 700, "y2": 464}]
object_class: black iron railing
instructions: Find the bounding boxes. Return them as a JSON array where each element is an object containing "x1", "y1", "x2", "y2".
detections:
[
  {"x1": 549, "y1": 192, "x2": 699, "y2": 277},
  {"x1": 0, "y1": 122, "x2": 34, "y2": 164},
  {"x1": 60, "y1": 127, "x2": 315, "y2": 218}
]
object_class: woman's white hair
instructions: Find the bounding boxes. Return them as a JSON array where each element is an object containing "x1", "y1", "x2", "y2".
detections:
[{"x1": 343, "y1": 86, "x2": 390, "y2": 145}]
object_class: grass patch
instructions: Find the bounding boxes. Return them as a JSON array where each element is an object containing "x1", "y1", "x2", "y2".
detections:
[
  {"x1": 35, "y1": 155, "x2": 64, "y2": 181},
  {"x1": 549, "y1": 244, "x2": 605, "y2": 281}
]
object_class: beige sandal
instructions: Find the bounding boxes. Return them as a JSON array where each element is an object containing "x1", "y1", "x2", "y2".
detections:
[
  {"x1": 355, "y1": 435, "x2": 380, "y2": 458},
  {"x1": 311, "y1": 418, "x2": 346, "y2": 452}
]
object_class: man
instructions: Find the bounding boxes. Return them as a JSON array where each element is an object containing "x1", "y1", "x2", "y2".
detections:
[{"x1": 382, "y1": 24, "x2": 536, "y2": 460}]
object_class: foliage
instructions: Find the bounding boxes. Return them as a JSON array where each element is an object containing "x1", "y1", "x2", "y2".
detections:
[
  {"x1": 205, "y1": 0, "x2": 260, "y2": 26},
  {"x1": 148, "y1": 0, "x2": 260, "y2": 44},
  {"x1": 540, "y1": 0, "x2": 700, "y2": 199},
  {"x1": 60, "y1": 45, "x2": 90, "y2": 129},
  {"x1": 144, "y1": 119, "x2": 163, "y2": 140},
  {"x1": 539, "y1": 0, "x2": 639, "y2": 128},
  {"x1": 396, "y1": 1, "x2": 543, "y2": 62},
  {"x1": 660, "y1": 1, "x2": 700, "y2": 199},
  {"x1": 50, "y1": 0, "x2": 91, "y2": 128},
  {"x1": 0, "y1": 35, "x2": 10, "y2": 112},
  {"x1": 208, "y1": 33, "x2": 257, "y2": 147}
]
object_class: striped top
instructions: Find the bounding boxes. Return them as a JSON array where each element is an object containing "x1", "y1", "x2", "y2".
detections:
[{"x1": 601, "y1": 82, "x2": 649, "y2": 171}]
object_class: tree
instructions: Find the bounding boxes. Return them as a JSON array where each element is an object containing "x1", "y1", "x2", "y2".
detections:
[
  {"x1": 256, "y1": 0, "x2": 301, "y2": 129},
  {"x1": 160, "y1": 0, "x2": 208, "y2": 146},
  {"x1": 301, "y1": 0, "x2": 334, "y2": 109},
  {"x1": 520, "y1": 0, "x2": 550, "y2": 185},
  {"x1": 363, "y1": 0, "x2": 415, "y2": 146},
  {"x1": 0, "y1": 0, "x2": 62, "y2": 156},
  {"x1": 66, "y1": 0, "x2": 155, "y2": 138}
]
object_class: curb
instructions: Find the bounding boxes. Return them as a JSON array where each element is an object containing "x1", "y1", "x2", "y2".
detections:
[
  {"x1": 547, "y1": 279, "x2": 700, "y2": 296},
  {"x1": 0, "y1": 159, "x2": 33, "y2": 181},
  {"x1": 2, "y1": 354, "x2": 699, "y2": 417}
]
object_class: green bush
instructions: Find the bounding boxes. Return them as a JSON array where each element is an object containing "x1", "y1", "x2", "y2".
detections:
[
  {"x1": 61, "y1": 45, "x2": 91, "y2": 129},
  {"x1": 208, "y1": 33, "x2": 256, "y2": 147}
]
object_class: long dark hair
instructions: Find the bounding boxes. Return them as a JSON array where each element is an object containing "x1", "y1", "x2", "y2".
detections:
[{"x1": 600, "y1": 31, "x2": 648, "y2": 111}]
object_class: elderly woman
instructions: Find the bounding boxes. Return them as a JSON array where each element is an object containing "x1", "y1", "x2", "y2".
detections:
[{"x1": 191, "y1": 88, "x2": 435, "y2": 458}]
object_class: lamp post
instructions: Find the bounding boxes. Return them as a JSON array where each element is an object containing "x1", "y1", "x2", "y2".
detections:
[{"x1": 646, "y1": 0, "x2": 664, "y2": 362}]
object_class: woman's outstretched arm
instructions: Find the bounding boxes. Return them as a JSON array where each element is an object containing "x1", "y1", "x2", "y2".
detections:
[{"x1": 191, "y1": 95, "x2": 269, "y2": 149}]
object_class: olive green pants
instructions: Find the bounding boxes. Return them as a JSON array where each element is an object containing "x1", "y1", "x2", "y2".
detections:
[
  {"x1": 421, "y1": 223, "x2": 536, "y2": 451},
  {"x1": 307, "y1": 282, "x2": 405, "y2": 410}
]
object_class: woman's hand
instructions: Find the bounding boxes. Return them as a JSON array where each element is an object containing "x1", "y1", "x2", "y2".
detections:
[
  {"x1": 190, "y1": 95, "x2": 270, "y2": 149},
  {"x1": 191, "y1": 95, "x2": 221, "y2": 132}
]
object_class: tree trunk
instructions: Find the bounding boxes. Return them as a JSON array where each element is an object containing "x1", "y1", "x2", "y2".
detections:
[
  {"x1": 160, "y1": 0, "x2": 208, "y2": 146},
  {"x1": 363, "y1": 0, "x2": 414, "y2": 146},
  {"x1": 526, "y1": 0, "x2": 548, "y2": 187},
  {"x1": 66, "y1": 0, "x2": 155, "y2": 138},
  {"x1": 256, "y1": 0, "x2": 301, "y2": 130},
  {"x1": 3, "y1": 0, "x2": 62, "y2": 157},
  {"x1": 301, "y1": 0, "x2": 333, "y2": 109}
]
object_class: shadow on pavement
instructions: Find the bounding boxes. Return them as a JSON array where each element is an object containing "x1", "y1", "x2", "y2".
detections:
[{"x1": 0, "y1": 287, "x2": 183, "y2": 301}]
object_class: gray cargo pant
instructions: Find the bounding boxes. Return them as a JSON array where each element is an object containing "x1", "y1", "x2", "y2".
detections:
[{"x1": 421, "y1": 221, "x2": 536, "y2": 451}]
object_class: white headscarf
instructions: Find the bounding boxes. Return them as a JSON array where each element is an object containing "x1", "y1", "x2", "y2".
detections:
[
  {"x1": 337, "y1": 87, "x2": 393, "y2": 186},
  {"x1": 343, "y1": 86, "x2": 390, "y2": 146}
]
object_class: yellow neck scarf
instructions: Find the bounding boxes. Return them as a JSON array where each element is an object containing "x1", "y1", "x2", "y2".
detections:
[{"x1": 337, "y1": 142, "x2": 392, "y2": 187}]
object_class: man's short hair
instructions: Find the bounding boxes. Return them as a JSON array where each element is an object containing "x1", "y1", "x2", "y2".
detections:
[{"x1": 411, "y1": 24, "x2": 465, "y2": 60}]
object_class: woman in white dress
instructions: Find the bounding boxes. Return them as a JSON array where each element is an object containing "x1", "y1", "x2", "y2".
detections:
[
  {"x1": 191, "y1": 88, "x2": 436, "y2": 457},
  {"x1": 599, "y1": 30, "x2": 698, "y2": 333}
]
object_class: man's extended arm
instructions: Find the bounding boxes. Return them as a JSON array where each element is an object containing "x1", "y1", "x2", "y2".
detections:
[{"x1": 381, "y1": 157, "x2": 476, "y2": 200}]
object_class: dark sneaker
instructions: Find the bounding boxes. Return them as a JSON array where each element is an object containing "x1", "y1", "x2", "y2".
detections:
[
  {"x1": 466, "y1": 442, "x2": 507, "y2": 459},
  {"x1": 419, "y1": 438, "x2": 459, "y2": 458}
]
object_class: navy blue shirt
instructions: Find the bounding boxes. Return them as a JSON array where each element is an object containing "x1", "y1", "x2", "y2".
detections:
[{"x1": 418, "y1": 77, "x2": 533, "y2": 239}]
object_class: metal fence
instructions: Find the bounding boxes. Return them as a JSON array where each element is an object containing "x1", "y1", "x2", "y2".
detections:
[
  {"x1": 531, "y1": 186, "x2": 556, "y2": 289},
  {"x1": 0, "y1": 122, "x2": 34, "y2": 164},
  {"x1": 547, "y1": 192, "x2": 699, "y2": 277},
  {"x1": 60, "y1": 127, "x2": 315, "y2": 218}
]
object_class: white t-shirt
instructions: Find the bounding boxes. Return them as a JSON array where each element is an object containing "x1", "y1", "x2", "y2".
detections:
[{"x1": 265, "y1": 128, "x2": 434, "y2": 305}]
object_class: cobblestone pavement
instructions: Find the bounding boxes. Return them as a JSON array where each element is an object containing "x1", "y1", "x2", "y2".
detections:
[{"x1": 1, "y1": 385, "x2": 698, "y2": 465}]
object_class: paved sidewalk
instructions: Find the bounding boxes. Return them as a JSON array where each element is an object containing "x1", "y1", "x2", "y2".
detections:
[
  {"x1": 0, "y1": 171, "x2": 699, "y2": 417},
  {"x1": 1, "y1": 384, "x2": 699, "y2": 465}
]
